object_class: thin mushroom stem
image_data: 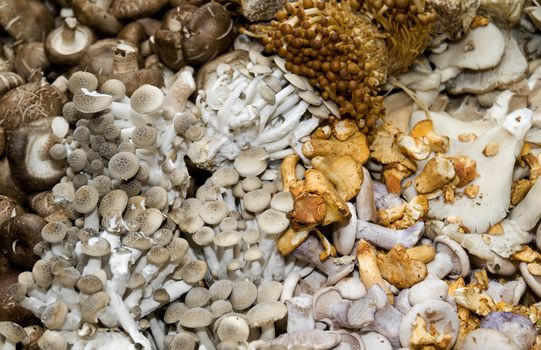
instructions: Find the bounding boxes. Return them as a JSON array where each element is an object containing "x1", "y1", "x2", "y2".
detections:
[
  {"x1": 260, "y1": 323, "x2": 276, "y2": 341},
  {"x1": 195, "y1": 328, "x2": 215, "y2": 350}
]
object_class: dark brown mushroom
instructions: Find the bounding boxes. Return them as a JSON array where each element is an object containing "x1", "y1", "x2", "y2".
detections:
[
  {"x1": 79, "y1": 39, "x2": 163, "y2": 96},
  {"x1": 14, "y1": 42, "x2": 51, "y2": 81},
  {"x1": 0, "y1": 213, "x2": 45, "y2": 269},
  {"x1": 110, "y1": 0, "x2": 169, "y2": 19},
  {"x1": 0, "y1": 0, "x2": 54, "y2": 42},
  {"x1": 0, "y1": 158, "x2": 26, "y2": 203},
  {"x1": 6, "y1": 118, "x2": 66, "y2": 193},
  {"x1": 118, "y1": 22, "x2": 148, "y2": 48},
  {"x1": 152, "y1": 2, "x2": 235, "y2": 70},
  {"x1": 0, "y1": 82, "x2": 63, "y2": 132},
  {"x1": 72, "y1": 0, "x2": 123, "y2": 36}
]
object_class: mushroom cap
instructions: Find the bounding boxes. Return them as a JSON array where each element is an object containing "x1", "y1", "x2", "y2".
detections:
[
  {"x1": 37, "y1": 330, "x2": 68, "y2": 350},
  {"x1": 144, "y1": 186, "x2": 168, "y2": 210},
  {"x1": 76, "y1": 275, "x2": 104, "y2": 294},
  {"x1": 200, "y1": 200, "x2": 229, "y2": 225},
  {"x1": 211, "y1": 167, "x2": 240, "y2": 188},
  {"x1": 210, "y1": 279, "x2": 233, "y2": 301},
  {"x1": 41, "y1": 221, "x2": 68, "y2": 243},
  {"x1": 41, "y1": 302, "x2": 68, "y2": 330},
  {"x1": 217, "y1": 314, "x2": 250, "y2": 342},
  {"x1": 399, "y1": 300, "x2": 459, "y2": 350},
  {"x1": 243, "y1": 189, "x2": 272, "y2": 213},
  {"x1": 7, "y1": 119, "x2": 66, "y2": 193},
  {"x1": 193, "y1": 226, "x2": 216, "y2": 246},
  {"x1": 73, "y1": 88, "x2": 113, "y2": 113},
  {"x1": 68, "y1": 71, "x2": 99, "y2": 95},
  {"x1": 72, "y1": 185, "x2": 99, "y2": 214},
  {"x1": 461, "y1": 328, "x2": 519, "y2": 350},
  {"x1": 247, "y1": 301, "x2": 287, "y2": 327},
  {"x1": 180, "y1": 260, "x2": 208, "y2": 284},
  {"x1": 82, "y1": 237, "x2": 111, "y2": 257},
  {"x1": 210, "y1": 300, "x2": 233, "y2": 319},
  {"x1": 108, "y1": 151, "x2": 140, "y2": 180},
  {"x1": 185, "y1": 287, "x2": 211, "y2": 308},
  {"x1": 244, "y1": 247, "x2": 264, "y2": 262},
  {"x1": 257, "y1": 281, "x2": 283, "y2": 303},
  {"x1": 178, "y1": 307, "x2": 213, "y2": 328},
  {"x1": 433, "y1": 235, "x2": 470, "y2": 278},
  {"x1": 131, "y1": 125, "x2": 158, "y2": 148},
  {"x1": 242, "y1": 228, "x2": 260, "y2": 245},
  {"x1": 169, "y1": 331, "x2": 198, "y2": 350},
  {"x1": 72, "y1": 0, "x2": 122, "y2": 36},
  {"x1": 271, "y1": 191, "x2": 294, "y2": 212},
  {"x1": 130, "y1": 84, "x2": 164, "y2": 114},
  {"x1": 230, "y1": 279, "x2": 257, "y2": 311},
  {"x1": 0, "y1": 82, "x2": 63, "y2": 132},
  {"x1": 257, "y1": 209, "x2": 290, "y2": 235},
  {"x1": 0, "y1": 321, "x2": 29, "y2": 344},
  {"x1": 110, "y1": 0, "x2": 168, "y2": 19},
  {"x1": 213, "y1": 230, "x2": 242, "y2": 248},
  {"x1": 519, "y1": 262, "x2": 541, "y2": 298},
  {"x1": 100, "y1": 79, "x2": 126, "y2": 102},
  {"x1": 234, "y1": 148, "x2": 269, "y2": 177},
  {"x1": 164, "y1": 302, "x2": 188, "y2": 324},
  {"x1": 147, "y1": 246, "x2": 170, "y2": 266}
]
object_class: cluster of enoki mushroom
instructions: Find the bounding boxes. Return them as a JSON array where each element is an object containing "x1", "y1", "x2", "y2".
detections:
[{"x1": 243, "y1": 0, "x2": 437, "y2": 131}]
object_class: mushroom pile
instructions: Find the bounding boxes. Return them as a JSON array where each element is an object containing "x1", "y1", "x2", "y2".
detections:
[{"x1": 3, "y1": 0, "x2": 541, "y2": 349}]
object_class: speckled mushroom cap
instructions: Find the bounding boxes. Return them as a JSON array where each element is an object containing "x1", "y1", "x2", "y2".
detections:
[
  {"x1": 200, "y1": 201, "x2": 229, "y2": 225},
  {"x1": 234, "y1": 148, "x2": 269, "y2": 178},
  {"x1": 41, "y1": 222, "x2": 68, "y2": 243},
  {"x1": 164, "y1": 303, "x2": 188, "y2": 324},
  {"x1": 243, "y1": 189, "x2": 272, "y2": 213},
  {"x1": 213, "y1": 230, "x2": 242, "y2": 248},
  {"x1": 41, "y1": 302, "x2": 68, "y2": 330},
  {"x1": 108, "y1": 151, "x2": 140, "y2": 180},
  {"x1": 68, "y1": 71, "x2": 99, "y2": 94},
  {"x1": 180, "y1": 260, "x2": 208, "y2": 284},
  {"x1": 72, "y1": 185, "x2": 99, "y2": 214},
  {"x1": 230, "y1": 279, "x2": 258, "y2": 311},
  {"x1": 100, "y1": 79, "x2": 126, "y2": 102},
  {"x1": 178, "y1": 307, "x2": 213, "y2": 329},
  {"x1": 210, "y1": 279, "x2": 233, "y2": 301},
  {"x1": 211, "y1": 167, "x2": 240, "y2": 187},
  {"x1": 0, "y1": 321, "x2": 29, "y2": 345},
  {"x1": 257, "y1": 209, "x2": 289, "y2": 235},
  {"x1": 73, "y1": 88, "x2": 113, "y2": 113},
  {"x1": 217, "y1": 314, "x2": 250, "y2": 343},
  {"x1": 185, "y1": 287, "x2": 211, "y2": 308},
  {"x1": 130, "y1": 84, "x2": 164, "y2": 114},
  {"x1": 81, "y1": 237, "x2": 111, "y2": 257},
  {"x1": 257, "y1": 281, "x2": 283, "y2": 303},
  {"x1": 270, "y1": 191, "x2": 294, "y2": 212},
  {"x1": 247, "y1": 301, "x2": 287, "y2": 327},
  {"x1": 131, "y1": 125, "x2": 158, "y2": 148}
]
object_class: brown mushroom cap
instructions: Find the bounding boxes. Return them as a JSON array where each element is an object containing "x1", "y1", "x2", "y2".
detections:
[
  {"x1": 110, "y1": 0, "x2": 168, "y2": 19},
  {"x1": 7, "y1": 118, "x2": 67, "y2": 193},
  {"x1": 14, "y1": 42, "x2": 50, "y2": 81},
  {"x1": 0, "y1": 0, "x2": 53, "y2": 42},
  {"x1": 0, "y1": 321, "x2": 29, "y2": 345},
  {"x1": 72, "y1": 0, "x2": 122, "y2": 36},
  {"x1": 0, "y1": 82, "x2": 63, "y2": 132},
  {"x1": 0, "y1": 195, "x2": 24, "y2": 227},
  {"x1": 0, "y1": 214, "x2": 45, "y2": 269}
]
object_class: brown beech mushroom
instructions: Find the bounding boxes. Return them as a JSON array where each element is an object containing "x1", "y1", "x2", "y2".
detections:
[
  {"x1": 72, "y1": 0, "x2": 122, "y2": 36},
  {"x1": 79, "y1": 40, "x2": 163, "y2": 96},
  {"x1": 0, "y1": 0, "x2": 53, "y2": 42},
  {"x1": 110, "y1": 0, "x2": 168, "y2": 19},
  {"x1": 13, "y1": 42, "x2": 50, "y2": 81},
  {"x1": 0, "y1": 82, "x2": 63, "y2": 132},
  {"x1": 0, "y1": 214, "x2": 45, "y2": 269},
  {"x1": 151, "y1": 2, "x2": 235, "y2": 70},
  {"x1": 45, "y1": 17, "x2": 96, "y2": 66},
  {"x1": 7, "y1": 118, "x2": 66, "y2": 193}
]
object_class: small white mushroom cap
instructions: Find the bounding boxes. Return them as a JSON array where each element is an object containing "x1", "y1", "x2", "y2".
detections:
[
  {"x1": 335, "y1": 277, "x2": 367, "y2": 300},
  {"x1": 100, "y1": 79, "x2": 126, "y2": 102},
  {"x1": 257, "y1": 209, "x2": 289, "y2": 234},
  {"x1": 200, "y1": 200, "x2": 229, "y2": 225},
  {"x1": 461, "y1": 329, "x2": 519, "y2": 350},
  {"x1": 257, "y1": 281, "x2": 283, "y2": 303},
  {"x1": 73, "y1": 88, "x2": 113, "y2": 113},
  {"x1": 214, "y1": 230, "x2": 242, "y2": 248},
  {"x1": 247, "y1": 300, "x2": 287, "y2": 327},
  {"x1": 270, "y1": 191, "x2": 294, "y2": 212},
  {"x1": 180, "y1": 260, "x2": 208, "y2": 284},
  {"x1": 234, "y1": 148, "x2": 268, "y2": 177},
  {"x1": 130, "y1": 84, "x2": 164, "y2": 114},
  {"x1": 164, "y1": 303, "x2": 187, "y2": 324},
  {"x1": 243, "y1": 189, "x2": 271, "y2": 213},
  {"x1": 185, "y1": 287, "x2": 211, "y2": 308},
  {"x1": 41, "y1": 302, "x2": 68, "y2": 330},
  {"x1": 408, "y1": 279, "x2": 449, "y2": 306},
  {"x1": 216, "y1": 314, "x2": 250, "y2": 343},
  {"x1": 230, "y1": 279, "x2": 257, "y2": 311}
]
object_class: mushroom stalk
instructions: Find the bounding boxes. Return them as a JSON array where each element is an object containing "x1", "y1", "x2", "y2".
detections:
[
  {"x1": 149, "y1": 316, "x2": 165, "y2": 350},
  {"x1": 426, "y1": 251, "x2": 454, "y2": 279},
  {"x1": 106, "y1": 283, "x2": 152, "y2": 349},
  {"x1": 356, "y1": 221, "x2": 424, "y2": 250},
  {"x1": 280, "y1": 272, "x2": 300, "y2": 302},
  {"x1": 286, "y1": 296, "x2": 315, "y2": 333},
  {"x1": 61, "y1": 18, "x2": 77, "y2": 44},
  {"x1": 261, "y1": 323, "x2": 276, "y2": 341}
]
